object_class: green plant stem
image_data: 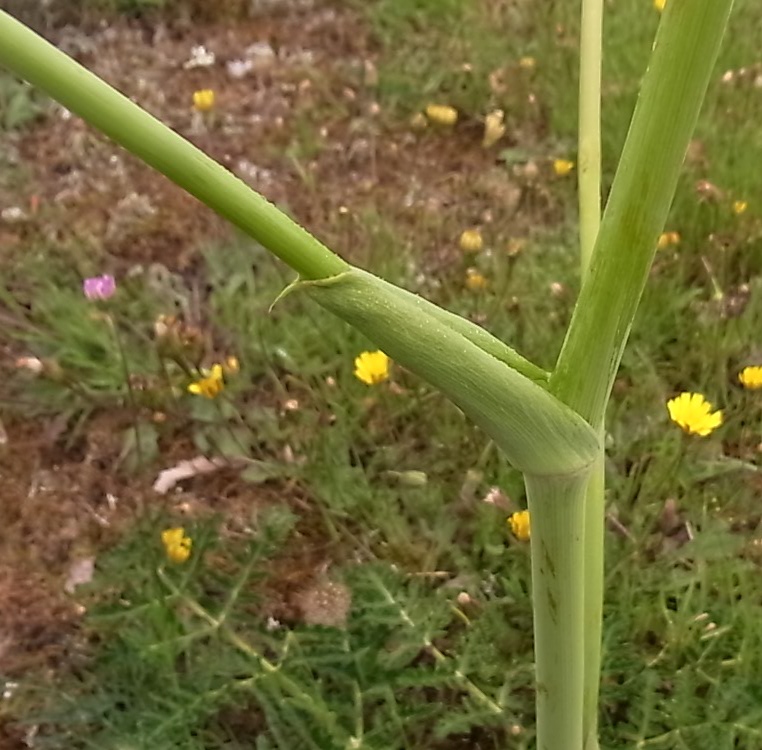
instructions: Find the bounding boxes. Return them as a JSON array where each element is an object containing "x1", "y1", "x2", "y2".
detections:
[
  {"x1": 548, "y1": 3, "x2": 733, "y2": 749},
  {"x1": 524, "y1": 470, "x2": 589, "y2": 750},
  {"x1": 0, "y1": 11, "x2": 347, "y2": 281},
  {"x1": 577, "y1": 1, "x2": 605, "y2": 747},
  {"x1": 582, "y1": 452, "x2": 604, "y2": 750},
  {"x1": 553, "y1": 0, "x2": 735, "y2": 427},
  {"x1": 306, "y1": 268, "x2": 598, "y2": 477},
  {"x1": 578, "y1": 0, "x2": 603, "y2": 278}
]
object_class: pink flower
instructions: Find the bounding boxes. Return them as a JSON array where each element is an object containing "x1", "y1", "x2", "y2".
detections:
[{"x1": 83, "y1": 274, "x2": 116, "y2": 300}]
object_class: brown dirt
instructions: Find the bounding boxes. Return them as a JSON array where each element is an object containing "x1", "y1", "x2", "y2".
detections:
[{"x1": 0, "y1": 416, "x2": 135, "y2": 672}]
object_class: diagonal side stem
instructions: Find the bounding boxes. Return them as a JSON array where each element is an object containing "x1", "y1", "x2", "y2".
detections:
[
  {"x1": 0, "y1": 11, "x2": 347, "y2": 281},
  {"x1": 0, "y1": 9, "x2": 557, "y2": 399},
  {"x1": 306, "y1": 268, "x2": 599, "y2": 477}
]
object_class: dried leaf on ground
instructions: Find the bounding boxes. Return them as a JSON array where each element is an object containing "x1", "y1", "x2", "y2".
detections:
[{"x1": 153, "y1": 455, "x2": 229, "y2": 494}]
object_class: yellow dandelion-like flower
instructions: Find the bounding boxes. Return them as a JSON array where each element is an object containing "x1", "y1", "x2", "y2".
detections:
[
  {"x1": 161, "y1": 527, "x2": 192, "y2": 564},
  {"x1": 424, "y1": 104, "x2": 458, "y2": 126},
  {"x1": 465, "y1": 268, "x2": 488, "y2": 291},
  {"x1": 483, "y1": 109, "x2": 506, "y2": 148},
  {"x1": 732, "y1": 200, "x2": 748, "y2": 215},
  {"x1": 739, "y1": 365, "x2": 762, "y2": 390},
  {"x1": 519, "y1": 56, "x2": 536, "y2": 70},
  {"x1": 192, "y1": 89, "x2": 215, "y2": 112},
  {"x1": 553, "y1": 159, "x2": 575, "y2": 177},
  {"x1": 666, "y1": 392, "x2": 723, "y2": 437},
  {"x1": 653, "y1": 0, "x2": 666, "y2": 11},
  {"x1": 354, "y1": 350, "x2": 390, "y2": 385},
  {"x1": 508, "y1": 510, "x2": 531, "y2": 542},
  {"x1": 459, "y1": 228, "x2": 484, "y2": 253},
  {"x1": 188, "y1": 364, "x2": 225, "y2": 398},
  {"x1": 657, "y1": 231, "x2": 680, "y2": 250}
]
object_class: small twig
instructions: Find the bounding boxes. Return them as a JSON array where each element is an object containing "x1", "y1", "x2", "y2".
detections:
[{"x1": 605, "y1": 511, "x2": 635, "y2": 542}]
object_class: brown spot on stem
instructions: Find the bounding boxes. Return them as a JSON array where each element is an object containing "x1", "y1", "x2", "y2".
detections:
[
  {"x1": 542, "y1": 540, "x2": 556, "y2": 577},
  {"x1": 547, "y1": 588, "x2": 558, "y2": 622}
]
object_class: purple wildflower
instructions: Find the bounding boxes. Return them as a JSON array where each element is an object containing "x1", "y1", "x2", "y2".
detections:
[{"x1": 83, "y1": 274, "x2": 116, "y2": 301}]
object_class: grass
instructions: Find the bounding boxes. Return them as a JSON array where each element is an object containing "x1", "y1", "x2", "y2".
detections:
[{"x1": 3, "y1": 0, "x2": 762, "y2": 748}]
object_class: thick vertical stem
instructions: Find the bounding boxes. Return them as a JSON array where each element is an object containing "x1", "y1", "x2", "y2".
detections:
[
  {"x1": 557, "y1": 4, "x2": 734, "y2": 748},
  {"x1": 525, "y1": 471, "x2": 590, "y2": 750},
  {"x1": 578, "y1": 1, "x2": 605, "y2": 747}
]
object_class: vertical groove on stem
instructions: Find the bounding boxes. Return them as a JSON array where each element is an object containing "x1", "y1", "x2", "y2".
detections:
[
  {"x1": 578, "y1": 1, "x2": 605, "y2": 748},
  {"x1": 582, "y1": 453, "x2": 604, "y2": 750},
  {"x1": 525, "y1": 471, "x2": 589, "y2": 750}
]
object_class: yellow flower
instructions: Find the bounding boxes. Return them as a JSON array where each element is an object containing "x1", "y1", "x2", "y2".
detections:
[
  {"x1": 732, "y1": 200, "x2": 748, "y2": 215},
  {"x1": 657, "y1": 231, "x2": 680, "y2": 250},
  {"x1": 424, "y1": 104, "x2": 458, "y2": 126},
  {"x1": 161, "y1": 527, "x2": 192, "y2": 564},
  {"x1": 354, "y1": 350, "x2": 390, "y2": 385},
  {"x1": 508, "y1": 510, "x2": 531, "y2": 542},
  {"x1": 519, "y1": 56, "x2": 536, "y2": 70},
  {"x1": 653, "y1": 0, "x2": 666, "y2": 11},
  {"x1": 188, "y1": 364, "x2": 224, "y2": 398},
  {"x1": 192, "y1": 89, "x2": 215, "y2": 112},
  {"x1": 553, "y1": 159, "x2": 575, "y2": 177},
  {"x1": 459, "y1": 228, "x2": 484, "y2": 253},
  {"x1": 666, "y1": 392, "x2": 723, "y2": 437},
  {"x1": 739, "y1": 365, "x2": 762, "y2": 390},
  {"x1": 465, "y1": 268, "x2": 488, "y2": 291},
  {"x1": 482, "y1": 109, "x2": 506, "y2": 148}
]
